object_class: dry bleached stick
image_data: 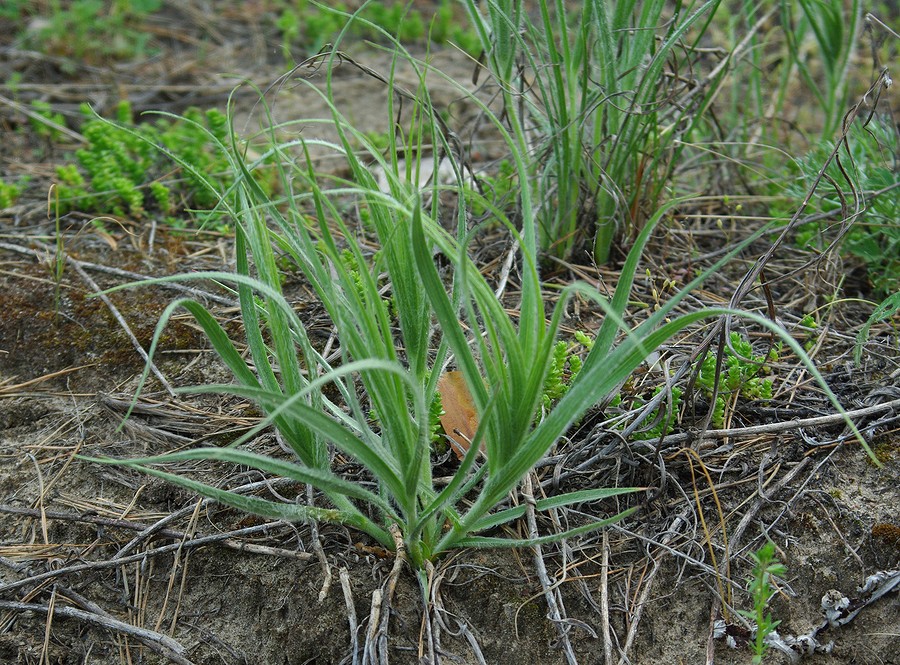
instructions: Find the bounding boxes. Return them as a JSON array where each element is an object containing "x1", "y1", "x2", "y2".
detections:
[
  {"x1": 0, "y1": 599, "x2": 194, "y2": 665},
  {"x1": 522, "y1": 473, "x2": 579, "y2": 665},
  {"x1": 536, "y1": 396, "x2": 900, "y2": 480},
  {"x1": 364, "y1": 524, "x2": 406, "y2": 665},
  {"x1": 0, "y1": 503, "x2": 312, "y2": 563},
  {"x1": 654, "y1": 396, "x2": 900, "y2": 448}
]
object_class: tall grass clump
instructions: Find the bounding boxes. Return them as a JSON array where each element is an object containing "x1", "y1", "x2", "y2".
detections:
[
  {"x1": 726, "y1": 0, "x2": 861, "y2": 145},
  {"x1": 461, "y1": 0, "x2": 726, "y2": 264},
  {"x1": 84, "y1": 19, "x2": 876, "y2": 573},
  {"x1": 780, "y1": 0, "x2": 861, "y2": 139}
]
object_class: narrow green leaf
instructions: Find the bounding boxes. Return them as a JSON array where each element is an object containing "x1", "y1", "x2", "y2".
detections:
[
  {"x1": 451, "y1": 507, "x2": 639, "y2": 550},
  {"x1": 85, "y1": 448, "x2": 398, "y2": 520},
  {"x1": 82, "y1": 459, "x2": 393, "y2": 548},
  {"x1": 468, "y1": 487, "x2": 642, "y2": 533}
]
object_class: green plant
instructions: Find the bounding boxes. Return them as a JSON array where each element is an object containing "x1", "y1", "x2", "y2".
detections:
[
  {"x1": 720, "y1": 0, "x2": 861, "y2": 150},
  {"x1": 797, "y1": 313, "x2": 820, "y2": 352},
  {"x1": 274, "y1": 0, "x2": 478, "y2": 59},
  {"x1": 629, "y1": 385, "x2": 684, "y2": 441},
  {"x1": 785, "y1": 113, "x2": 899, "y2": 296},
  {"x1": 738, "y1": 542, "x2": 786, "y2": 664},
  {"x1": 54, "y1": 101, "x2": 273, "y2": 228},
  {"x1": 28, "y1": 100, "x2": 66, "y2": 141},
  {"x1": 0, "y1": 0, "x2": 27, "y2": 20},
  {"x1": 781, "y1": 0, "x2": 861, "y2": 139},
  {"x1": 540, "y1": 337, "x2": 587, "y2": 412},
  {"x1": 696, "y1": 332, "x2": 775, "y2": 428},
  {"x1": 462, "y1": 0, "x2": 727, "y2": 263},
  {"x1": 854, "y1": 291, "x2": 900, "y2": 364},
  {"x1": 84, "y1": 22, "x2": 877, "y2": 575},
  {"x1": 0, "y1": 177, "x2": 26, "y2": 209},
  {"x1": 18, "y1": 0, "x2": 162, "y2": 64},
  {"x1": 46, "y1": 184, "x2": 66, "y2": 315},
  {"x1": 469, "y1": 159, "x2": 517, "y2": 218},
  {"x1": 427, "y1": 0, "x2": 482, "y2": 53}
]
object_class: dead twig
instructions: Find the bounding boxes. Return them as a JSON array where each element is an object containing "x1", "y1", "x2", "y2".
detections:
[
  {"x1": 0, "y1": 502, "x2": 311, "y2": 563},
  {"x1": 340, "y1": 568, "x2": 360, "y2": 665},
  {"x1": 523, "y1": 473, "x2": 578, "y2": 665},
  {"x1": 307, "y1": 482, "x2": 333, "y2": 603},
  {"x1": 428, "y1": 557, "x2": 488, "y2": 665},
  {"x1": 654, "y1": 396, "x2": 900, "y2": 449},
  {"x1": 361, "y1": 526, "x2": 406, "y2": 665},
  {"x1": 616, "y1": 508, "x2": 692, "y2": 665},
  {"x1": 0, "y1": 599, "x2": 194, "y2": 665},
  {"x1": 600, "y1": 529, "x2": 613, "y2": 665},
  {"x1": 0, "y1": 93, "x2": 87, "y2": 143}
]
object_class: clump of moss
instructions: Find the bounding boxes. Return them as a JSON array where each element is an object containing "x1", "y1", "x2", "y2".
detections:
[
  {"x1": 54, "y1": 101, "x2": 275, "y2": 230},
  {"x1": 0, "y1": 177, "x2": 27, "y2": 209},
  {"x1": 696, "y1": 332, "x2": 776, "y2": 428},
  {"x1": 871, "y1": 523, "x2": 900, "y2": 551}
]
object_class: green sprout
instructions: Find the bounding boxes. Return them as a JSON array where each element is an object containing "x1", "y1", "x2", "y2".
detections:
[
  {"x1": 0, "y1": 177, "x2": 27, "y2": 209},
  {"x1": 738, "y1": 542, "x2": 786, "y2": 664}
]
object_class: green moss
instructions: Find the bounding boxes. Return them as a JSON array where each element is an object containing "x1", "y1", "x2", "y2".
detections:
[
  {"x1": 868, "y1": 441, "x2": 896, "y2": 467},
  {"x1": 696, "y1": 332, "x2": 775, "y2": 428},
  {"x1": 0, "y1": 177, "x2": 27, "y2": 208},
  {"x1": 52, "y1": 101, "x2": 275, "y2": 229}
]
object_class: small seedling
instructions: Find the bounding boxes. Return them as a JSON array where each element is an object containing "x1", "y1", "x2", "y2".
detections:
[
  {"x1": 854, "y1": 291, "x2": 900, "y2": 365},
  {"x1": 738, "y1": 542, "x2": 786, "y2": 664},
  {"x1": 797, "y1": 313, "x2": 820, "y2": 353},
  {"x1": 47, "y1": 184, "x2": 65, "y2": 315}
]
